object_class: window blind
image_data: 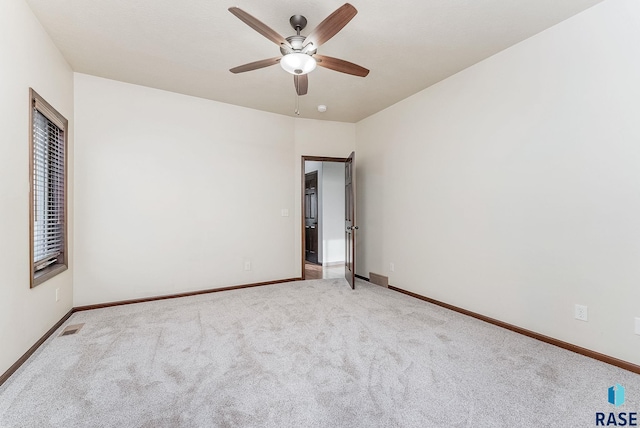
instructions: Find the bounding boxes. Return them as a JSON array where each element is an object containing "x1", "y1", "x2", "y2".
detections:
[{"x1": 32, "y1": 108, "x2": 65, "y2": 270}]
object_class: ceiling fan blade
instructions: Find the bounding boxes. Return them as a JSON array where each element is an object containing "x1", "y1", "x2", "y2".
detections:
[
  {"x1": 294, "y1": 74, "x2": 308, "y2": 96},
  {"x1": 314, "y1": 54, "x2": 369, "y2": 77},
  {"x1": 228, "y1": 7, "x2": 290, "y2": 47},
  {"x1": 230, "y1": 57, "x2": 281, "y2": 74},
  {"x1": 304, "y1": 3, "x2": 357, "y2": 50}
]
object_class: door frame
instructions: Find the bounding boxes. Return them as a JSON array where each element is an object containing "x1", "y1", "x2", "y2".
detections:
[{"x1": 301, "y1": 156, "x2": 348, "y2": 280}]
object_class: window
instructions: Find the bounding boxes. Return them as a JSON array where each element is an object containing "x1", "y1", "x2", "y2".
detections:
[{"x1": 29, "y1": 89, "x2": 68, "y2": 288}]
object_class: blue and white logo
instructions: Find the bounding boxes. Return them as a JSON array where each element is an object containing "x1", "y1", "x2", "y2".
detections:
[
  {"x1": 609, "y1": 384, "x2": 626, "y2": 408},
  {"x1": 597, "y1": 384, "x2": 637, "y2": 426}
]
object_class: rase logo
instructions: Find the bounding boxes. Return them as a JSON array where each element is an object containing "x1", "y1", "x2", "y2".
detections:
[
  {"x1": 610, "y1": 384, "x2": 626, "y2": 407},
  {"x1": 596, "y1": 384, "x2": 638, "y2": 426}
]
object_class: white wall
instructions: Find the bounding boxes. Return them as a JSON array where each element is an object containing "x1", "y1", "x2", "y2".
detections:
[
  {"x1": 0, "y1": 0, "x2": 74, "y2": 375},
  {"x1": 74, "y1": 74, "x2": 295, "y2": 305},
  {"x1": 321, "y1": 162, "x2": 345, "y2": 264},
  {"x1": 356, "y1": 0, "x2": 640, "y2": 365},
  {"x1": 74, "y1": 74, "x2": 356, "y2": 306}
]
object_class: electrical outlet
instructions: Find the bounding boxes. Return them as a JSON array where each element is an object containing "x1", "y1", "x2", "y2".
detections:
[
  {"x1": 244, "y1": 260, "x2": 251, "y2": 271},
  {"x1": 635, "y1": 317, "x2": 640, "y2": 335},
  {"x1": 389, "y1": 263, "x2": 395, "y2": 272},
  {"x1": 55, "y1": 288, "x2": 60, "y2": 302},
  {"x1": 574, "y1": 304, "x2": 588, "y2": 322},
  {"x1": 281, "y1": 209, "x2": 289, "y2": 217}
]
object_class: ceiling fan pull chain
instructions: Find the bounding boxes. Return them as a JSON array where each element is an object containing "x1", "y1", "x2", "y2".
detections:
[{"x1": 294, "y1": 93, "x2": 300, "y2": 116}]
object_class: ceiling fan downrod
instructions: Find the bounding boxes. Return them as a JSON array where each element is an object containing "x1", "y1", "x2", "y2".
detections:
[{"x1": 289, "y1": 15, "x2": 307, "y2": 35}]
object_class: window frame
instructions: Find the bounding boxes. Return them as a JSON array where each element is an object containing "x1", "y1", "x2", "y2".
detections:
[{"x1": 29, "y1": 88, "x2": 68, "y2": 288}]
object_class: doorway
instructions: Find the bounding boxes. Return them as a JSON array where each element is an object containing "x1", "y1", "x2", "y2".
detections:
[
  {"x1": 302, "y1": 156, "x2": 349, "y2": 281},
  {"x1": 304, "y1": 170, "x2": 319, "y2": 264}
]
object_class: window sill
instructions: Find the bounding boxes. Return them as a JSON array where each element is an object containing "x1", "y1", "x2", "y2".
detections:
[{"x1": 32, "y1": 264, "x2": 68, "y2": 288}]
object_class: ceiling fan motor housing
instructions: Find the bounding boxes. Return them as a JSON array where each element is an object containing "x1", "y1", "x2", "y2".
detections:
[{"x1": 283, "y1": 35, "x2": 306, "y2": 52}]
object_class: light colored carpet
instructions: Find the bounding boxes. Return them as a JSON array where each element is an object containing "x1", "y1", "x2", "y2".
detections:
[{"x1": 1, "y1": 278, "x2": 639, "y2": 427}]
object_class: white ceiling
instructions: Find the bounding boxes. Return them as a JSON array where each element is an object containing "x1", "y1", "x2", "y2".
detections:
[{"x1": 26, "y1": 0, "x2": 603, "y2": 123}]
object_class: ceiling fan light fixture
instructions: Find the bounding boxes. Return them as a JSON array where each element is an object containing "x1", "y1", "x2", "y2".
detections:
[{"x1": 280, "y1": 53, "x2": 316, "y2": 75}]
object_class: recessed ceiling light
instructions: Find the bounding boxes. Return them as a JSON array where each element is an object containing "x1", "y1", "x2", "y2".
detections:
[{"x1": 317, "y1": 105, "x2": 327, "y2": 113}]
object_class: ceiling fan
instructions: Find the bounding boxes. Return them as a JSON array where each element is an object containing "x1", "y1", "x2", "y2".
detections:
[{"x1": 228, "y1": 3, "x2": 369, "y2": 96}]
